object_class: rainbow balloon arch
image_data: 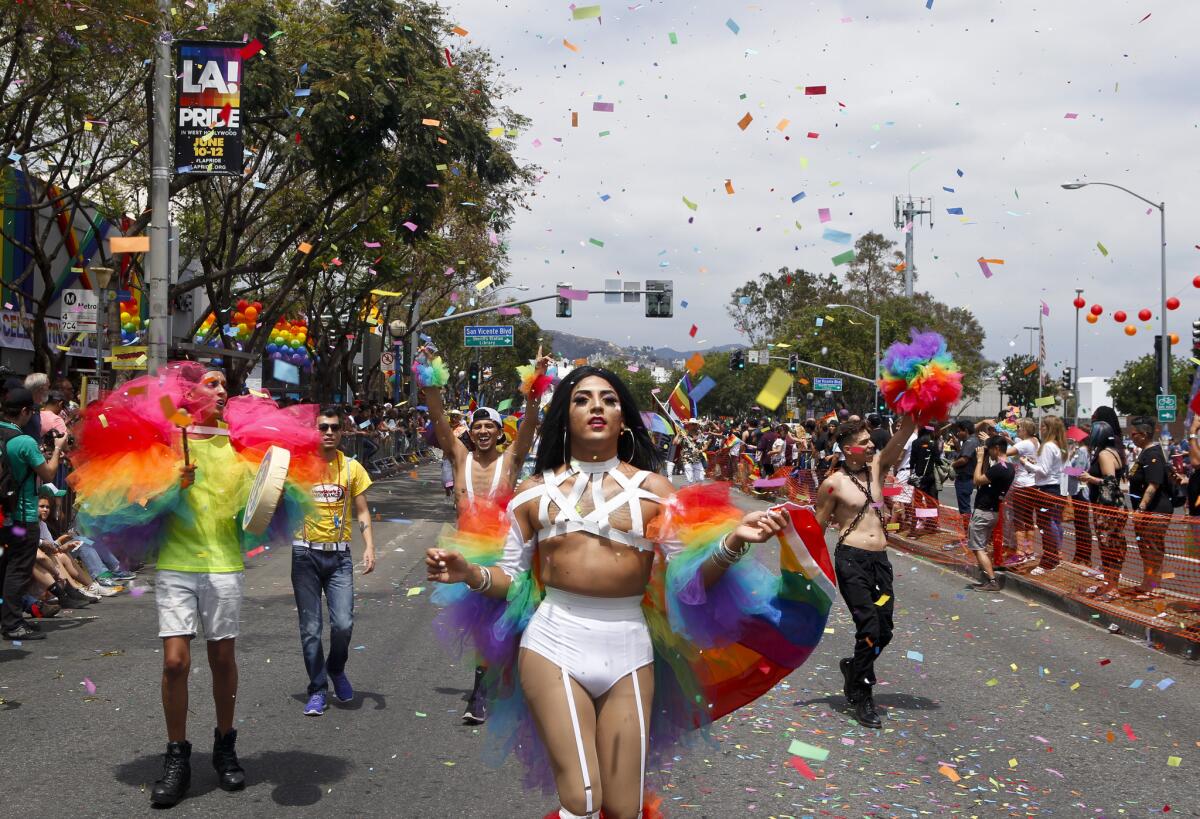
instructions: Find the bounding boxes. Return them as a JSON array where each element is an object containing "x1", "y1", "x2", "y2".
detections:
[{"x1": 194, "y1": 299, "x2": 315, "y2": 373}]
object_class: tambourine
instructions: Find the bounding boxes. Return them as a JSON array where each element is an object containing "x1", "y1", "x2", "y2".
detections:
[{"x1": 243, "y1": 445, "x2": 290, "y2": 536}]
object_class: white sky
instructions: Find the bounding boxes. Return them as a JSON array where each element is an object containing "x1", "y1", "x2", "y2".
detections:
[{"x1": 445, "y1": 0, "x2": 1200, "y2": 379}]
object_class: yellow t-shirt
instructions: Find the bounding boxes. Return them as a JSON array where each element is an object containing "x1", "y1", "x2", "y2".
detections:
[
  {"x1": 158, "y1": 435, "x2": 250, "y2": 573},
  {"x1": 300, "y1": 453, "x2": 373, "y2": 542}
]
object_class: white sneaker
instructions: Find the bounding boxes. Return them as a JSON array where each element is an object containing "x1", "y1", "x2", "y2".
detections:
[
  {"x1": 1031, "y1": 566, "x2": 1046, "y2": 576},
  {"x1": 88, "y1": 583, "x2": 121, "y2": 598}
]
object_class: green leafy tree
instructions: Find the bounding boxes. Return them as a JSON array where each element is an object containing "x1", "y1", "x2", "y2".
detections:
[
  {"x1": 726, "y1": 267, "x2": 840, "y2": 345},
  {"x1": 725, "y1": 251, "x2": 990, "y2": 416},
  {"x1": 844, "y1": 231, "x2": 907, "y2": 303},
  {"x1": 998, "y1": 355, "x2": 1040, "y2": 411},
  {"x1": 1108, "y1": 354, "x2": 1192, "y2": 417},
  {"x1": 0, "y1": 0, "x2": 156, "y2": 373},
  {"x1": 693, "y1": 352, "x2": 774, "y2": 420}
]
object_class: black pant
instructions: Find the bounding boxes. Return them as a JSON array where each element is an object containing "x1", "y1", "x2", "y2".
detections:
[
  {"x1": 0, "y1": 524, "x2": 39, "y2": 632},
  {"x1": 835, "y1": 545, "x2": 894, "y2": 697}
]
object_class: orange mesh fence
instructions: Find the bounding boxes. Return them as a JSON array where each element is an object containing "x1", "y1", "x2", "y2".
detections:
[{"x1": 703, "y1": 447, "x2": 1200, "y2": 642}]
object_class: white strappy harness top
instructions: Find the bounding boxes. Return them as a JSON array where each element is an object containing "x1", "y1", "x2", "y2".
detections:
[
  {"x1": 509, "y1": 456, "x2": 665, "y2": 552},
  {"x1": 464, "y1": 452, "x2": 504, "y2": 501}
]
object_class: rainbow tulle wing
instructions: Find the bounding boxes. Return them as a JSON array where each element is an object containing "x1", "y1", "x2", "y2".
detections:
[{"x1": 656, "y1": 488, "x2": 835, "y2": 726}]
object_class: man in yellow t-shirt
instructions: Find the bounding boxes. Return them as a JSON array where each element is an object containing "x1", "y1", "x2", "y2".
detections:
[{"x1": 292, "y1": 407, "x2": 375, "y2": 716}]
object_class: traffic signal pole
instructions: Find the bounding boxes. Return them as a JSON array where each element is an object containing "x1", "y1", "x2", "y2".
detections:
[{"x1": 415, "y1": 289, "x2": 659, "y2": 329}]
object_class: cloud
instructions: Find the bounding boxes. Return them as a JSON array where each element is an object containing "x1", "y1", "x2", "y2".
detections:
[{"x1": 447, "y1": 0, "x2": 1200, "y2": 379}]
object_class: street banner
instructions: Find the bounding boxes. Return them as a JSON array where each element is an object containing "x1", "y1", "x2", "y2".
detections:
[{"x1": 175, "y1": 41, "x2": 243, "y2": 175}]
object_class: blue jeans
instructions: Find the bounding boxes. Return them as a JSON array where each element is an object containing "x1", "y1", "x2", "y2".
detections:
[
  {"x1": 74, "y1": 542, "x2": 120, "y2": 578},
  {"x1": 291, "y1": 545, "x2": 355, "y2": 696},
  {"x1": 954, "y1": 476, "x2": 975, "y2": 517}
]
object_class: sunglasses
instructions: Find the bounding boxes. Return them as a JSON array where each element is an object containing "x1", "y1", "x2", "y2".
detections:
[{"x1": 318, "y1": 423, "x2": 342, "y2": 432}]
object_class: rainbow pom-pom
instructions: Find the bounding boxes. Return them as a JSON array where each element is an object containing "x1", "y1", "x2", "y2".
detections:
[
  {"x1": 877, "y1": 329, "x2": 963, "y2": 424},
  {"x1": 411, "y1": 353, "x2": 450, "y2": 388},
  {"x1": 516, "y1": 363, "x2": 556, "y2": 402}
]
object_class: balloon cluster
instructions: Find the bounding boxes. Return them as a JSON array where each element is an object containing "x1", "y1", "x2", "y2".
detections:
[
  {"x1": 118, "y1": 294, "x2": 144, "y2": 345},
  {"x1": 1074, "y1": 294, "x2": 1181, "y2": 339},
  {"x1": 266, "y1": 315, "x2": 313, "y2": 370}
]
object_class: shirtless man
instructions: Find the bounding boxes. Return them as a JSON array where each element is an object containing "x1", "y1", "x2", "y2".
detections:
[
  {"x1": 420, "y1": 350, "x2": 549, "y2": 723},
  {"x1": 813, "y1": 414, "x2": 917, "y2": 728}
]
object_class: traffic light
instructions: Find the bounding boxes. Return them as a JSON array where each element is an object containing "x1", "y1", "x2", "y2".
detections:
[
  {"x1": 556, "y1": 282, "x2": 573, "y2": 318},
  {"x1": 468, "y1": 363, "x2": 480, "y2": 391},
  {"x1": 354, "y1": 364, "x2": 364, "y2": 386},
  {"x1": 787, "y1": 353, "x2": 799, "y2": 373},
  {"x1": 1061, "y1": 368, "x2": 1072, "y2": 392},
  {"x1": 1193, "y1": 319, "x2": 1200, "y2": 353},
  {"x1": 645, "y1": 279, "x2": 673, "y2": 318},
  {"x1": 729, "y1": 350, "x2": 745, "y2": 371}
]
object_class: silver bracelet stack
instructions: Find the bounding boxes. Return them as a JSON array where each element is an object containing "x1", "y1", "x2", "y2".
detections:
[
  {"x1": 711, "y1": 533, "x2": 751, "y2": 569},
  {"x1": 468, "y1": 564, "x2": 493, "y2": 593}
]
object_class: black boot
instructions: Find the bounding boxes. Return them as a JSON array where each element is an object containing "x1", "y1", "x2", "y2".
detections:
[
  {"x1": 854, "y1": 693, "x2": 882, "y2": 729},
  {"x1": 462, "y1": 665, "x2": 488, "y2": 725},
  {"x1": 211, "y1": 728, "x2": 245, "y2": 791},
  {"x1": 150, "y1": 740, "x2": 192, "y2": 807},
  {"x1": 839, "y1": 658, "x2": 860, "y2": 704}
]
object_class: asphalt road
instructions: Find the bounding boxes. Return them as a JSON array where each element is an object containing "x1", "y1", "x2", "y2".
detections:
[{"x1": 2, "y1": 465, "x2": 1197, "y2": 817}]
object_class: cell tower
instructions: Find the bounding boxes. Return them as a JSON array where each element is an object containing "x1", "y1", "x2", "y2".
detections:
[{"x1": 893, "y1": 195, "x2": 933, "y2": 298}]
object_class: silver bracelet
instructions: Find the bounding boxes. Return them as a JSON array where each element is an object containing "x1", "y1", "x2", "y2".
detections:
[
  {"x1": 712, "y1": 533, "x2": 750, "y2": 568},
  {"x1": 467, "y1": 564, "x2": 493, "y2": 593}
]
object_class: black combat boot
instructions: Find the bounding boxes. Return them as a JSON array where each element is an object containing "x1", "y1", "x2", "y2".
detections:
[
  {"x1": 211, "y1": 727, "x2": 246, "y2": 791},
  {"x1": 854, "y1": 693, "x2": 882, "y2": 729},
  {"x1": 150, "y1": 740, "x2": 192, "y2": 807}
]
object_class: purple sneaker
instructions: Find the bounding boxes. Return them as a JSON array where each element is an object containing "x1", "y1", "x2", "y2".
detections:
[
  {"x1": 331, "y1": 672, "x2": 354, "y2": 703},
  {"x1": 303, "y1": 691, "x2": 327, "y2": 716}
]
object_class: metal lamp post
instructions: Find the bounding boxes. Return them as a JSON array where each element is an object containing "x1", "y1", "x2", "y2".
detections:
[
  {"x1": 1063, "y1": 181, "x2": 1168, "y2": 398},
  {"x1": 826, "y1": 303, "x2": 881, "y2": 412},
  {"x1": 88, "y1": 266, "x2": 114, "y2": 392}
]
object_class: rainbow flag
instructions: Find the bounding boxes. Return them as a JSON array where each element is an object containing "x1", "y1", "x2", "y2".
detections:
[{"x1": 667, "y1": 375, "x2": 694, "y2": 422}]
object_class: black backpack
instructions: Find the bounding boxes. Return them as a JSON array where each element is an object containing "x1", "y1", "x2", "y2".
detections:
[{"x1": 0, "y1": 426, "x2": 28, "y2": 520}]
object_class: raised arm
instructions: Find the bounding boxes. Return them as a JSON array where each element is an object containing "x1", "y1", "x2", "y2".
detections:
[
  {"x1": 420, "y1": 384, "x2": 466, "y2": 461},
  {"x1": 507, "y1": 352, "x2": 550, "y2": 469},
  {"x1": 877, "y1": 414, "x2": 917, "y2": 474}
]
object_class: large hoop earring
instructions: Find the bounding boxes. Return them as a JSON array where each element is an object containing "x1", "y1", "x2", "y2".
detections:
[
  {"x1": 563, "y1": 425, "x2": 569, "y2": 461},
  {"x1": 620, "y1": 427, "x2": 634, "y2": 459}
]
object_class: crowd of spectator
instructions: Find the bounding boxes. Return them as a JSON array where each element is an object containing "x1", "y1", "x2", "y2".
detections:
[{"x1": 0, "y1": 369, "x2": 137, "y2": 641}]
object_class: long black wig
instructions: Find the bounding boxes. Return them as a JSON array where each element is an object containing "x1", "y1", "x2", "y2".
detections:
[{"x1": 534, "y1": 365, "x2": 664, "y2": 473}]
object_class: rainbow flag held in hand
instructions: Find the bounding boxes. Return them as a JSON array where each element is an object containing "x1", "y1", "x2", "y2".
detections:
[{"x1": 667, "y1": 376, "x2": 695, "y2": 422}]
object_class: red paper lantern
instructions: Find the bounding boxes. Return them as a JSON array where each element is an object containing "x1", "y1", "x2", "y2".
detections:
[
  {"x1": 1170, "y1": 332, "x2": 1180, "y2": 345},
  {"x1": 1138, "y1": 308, "x2": 1152, "y2": 321},
  {"x1": 1113, "y1": 310, "x2": 1127, "y2": 322},
  {"x1": 1194, "y1": 276, "x2": 1200, "y2": 288},
  {"x1": 1167, "y1": 296, "x2": 1180, "y2": 310},
  {"x1": 1090, "y1": 304, "x2": 1103, "y2": 316},
  {"x1": 1073, "y1": 296, "x2": 1086, "y2": 309},
  {"x1": 1124, "y1": 325, "x2": 1137, "y2": 336}
]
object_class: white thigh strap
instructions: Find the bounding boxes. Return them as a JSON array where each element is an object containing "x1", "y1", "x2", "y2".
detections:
[
  {"x1": 558, "y1": 808, "x2": 600, "y2": 819},
  {"x1": 561, "y1": 666, "x2": 594, "y2": 816},
  {"x1": 632, "y1": 670, "x2": 647, "y2": 814}
]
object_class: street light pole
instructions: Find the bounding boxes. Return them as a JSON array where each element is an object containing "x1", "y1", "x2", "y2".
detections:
[
  {"x1": 825, "y1": 303, "x2": 881, "y2": 412},
  {"x1": 1063, "y1": 181, "x2": 1168, "y2": 398},
  {"x1": 1073, "y1": 288, "x2": 1083, "y2": 420},
  {"x1": 147, "y1": 0, "x2": 173, "y2": 371}
]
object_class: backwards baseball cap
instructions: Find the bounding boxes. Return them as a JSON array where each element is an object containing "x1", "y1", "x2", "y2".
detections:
[
  {"x1": 39, "y1": 483, "x2": 67, "y2": 498},
  {"x1": 2, "y1": 387, "x2": 34, "y2": 412},
  {"x1": 471, "y1": 407, "x2": 502, "y2": 426}
]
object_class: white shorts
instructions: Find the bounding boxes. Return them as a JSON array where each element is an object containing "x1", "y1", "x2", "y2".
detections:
[
  {"x1": 155, "y1": 570, "x2": 244, "y2": 640},
  {"x1": 683, "y1": 462, "x2": 706, "y2": 484},
  {"x1": 520, "y1": 587, "x2": 652, "y2": 698}
]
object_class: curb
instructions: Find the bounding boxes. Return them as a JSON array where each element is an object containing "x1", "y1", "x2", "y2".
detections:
[{"x1": 888, "y1": 535, "x2": 1200, "y2": 662}]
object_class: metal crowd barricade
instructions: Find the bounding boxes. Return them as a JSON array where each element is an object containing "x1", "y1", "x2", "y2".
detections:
[{"x1": 702, "y1": 445, "x2": 1200, "y2": 644}]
